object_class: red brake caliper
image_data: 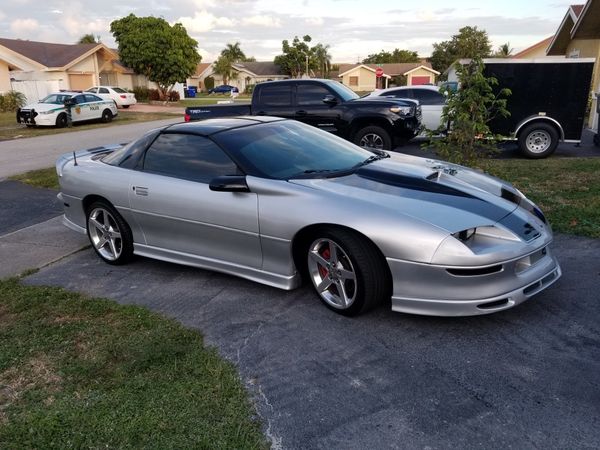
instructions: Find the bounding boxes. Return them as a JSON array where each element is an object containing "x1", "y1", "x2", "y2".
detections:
[{"x1": 318, "y1": 246, "x2": 330, "y2": 279}]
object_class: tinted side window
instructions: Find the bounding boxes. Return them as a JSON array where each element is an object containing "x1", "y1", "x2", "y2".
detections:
[
  {"x1": 74, "y1": 95, "x2": 86, "y2": 104},
  {"x1": 258, "y1": 84, "x2": 292, "y2": 106},
  {"x1": 412, "y1": 89, "x2": 445, "y2": 105},
  {"x1": 385, "y1": 89, "x2": 412, "y2": 99},
  {"x1": 143, "y1": 134, "x2": 238, "y2": 183},
  {"x1": 85, "y1": 94, "x2": 102, "y2": 102},
  {"x1": 99, "y1": 88, "x2": 110, "y2": 94},
  {"x1": 297, "y1": 84, "x2": 332, "y2": 106}
]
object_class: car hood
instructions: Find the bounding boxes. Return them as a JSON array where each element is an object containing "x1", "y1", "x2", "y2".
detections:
[
  {"x1": 290, "y1": 154, "x2": 537, "y2": 240},
  {"x1": 349, "y1": 96, "x2": 419, "y2": 108},
  {"x1": 21, "y1": 103, "x2": 64, "y2": 112}
]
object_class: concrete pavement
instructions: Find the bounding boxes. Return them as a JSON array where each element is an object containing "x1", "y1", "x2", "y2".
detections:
[{"x1": 0, "y1": 117, "x2": 180, "y2": 179}]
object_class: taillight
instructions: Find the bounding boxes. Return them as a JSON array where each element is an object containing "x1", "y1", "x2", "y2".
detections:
[
  {"x1": 184, "y1": 114, "x2": 191, "y2": 122},
  {"x1": 120, "y1": 94, "x2": 127, "y2": 99}
]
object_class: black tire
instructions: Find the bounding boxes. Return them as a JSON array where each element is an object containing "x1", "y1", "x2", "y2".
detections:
[
  {"x1": 518, "y1": 122, "x2": 559, "y2": 158},
  {"x1": 101, "y1": 109, "x2": 113, "y2": 123},
  {"x1": 306, "y1": 227, "x2": 389, "y2": 316},
  {"x1": 55, "y1": 113, "x2": 68, "y2": 128},
  {"x1": 85, "y1": 200, "x2": 134, "y2": 265},
  {"x1": 594, "y1": 133, "x2": 600, "y2": 148},
  {"x1": 353, "y1": 125, "x2": 392, "y2": 150},
  {"x1": 122, "y1": 105, "x2": 130, "y2": 109}
]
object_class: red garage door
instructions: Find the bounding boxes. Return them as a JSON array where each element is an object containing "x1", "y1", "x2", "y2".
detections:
[{"x1": 411, "y1": 76, "x2": 430, "y2": 85}]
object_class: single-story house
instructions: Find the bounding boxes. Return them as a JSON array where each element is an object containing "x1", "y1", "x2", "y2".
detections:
[
  {"x1": 547, "y1": 0, "x2": 600, "y2": 130},
  {"x1": 513, "y1": 36, "x2": 554, "y2": 59},
  {"x1": 337, "y1": 63, "x2": 440, "y2": 91},
  {"x1": 198, "y1": 61, "x2": 288, "y2": 92}
]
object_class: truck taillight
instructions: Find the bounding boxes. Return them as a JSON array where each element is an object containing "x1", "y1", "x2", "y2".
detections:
[{"x1": 184, "y1": 114, "x2": 191, "y2": 122}]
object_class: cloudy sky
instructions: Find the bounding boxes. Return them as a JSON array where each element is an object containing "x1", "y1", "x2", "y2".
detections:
[{"x1": 0, "y1": 0, "x2": 576, "y2": 62}]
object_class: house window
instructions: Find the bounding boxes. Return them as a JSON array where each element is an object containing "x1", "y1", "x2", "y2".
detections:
[{"x1": 349, "y1": 76, "x2": 358, "y2": 86}]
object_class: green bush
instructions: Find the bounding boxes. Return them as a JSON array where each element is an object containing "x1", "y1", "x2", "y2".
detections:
[
  {"x1": 132, "y1": 86, "x2": 150, "y2": 102},
  {"x1": 245, "y1": 84, "x2": 255, "y2": 94},
  {"x1": 0, "y1": 91, "x2": 27, "y2": 112},
  {"x1": 204, "y1": 76, "x2": 215, "y2": 91}
]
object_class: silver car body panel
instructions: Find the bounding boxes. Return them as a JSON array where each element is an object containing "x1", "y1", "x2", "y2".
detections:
[{"x1": 56, "y1": 131, "x2": 560, "y2": 316}]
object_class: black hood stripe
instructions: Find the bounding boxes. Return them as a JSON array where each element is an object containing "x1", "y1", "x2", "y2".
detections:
[{"x1": 352, "y1": 166, "x2": 538, "y2": 241}]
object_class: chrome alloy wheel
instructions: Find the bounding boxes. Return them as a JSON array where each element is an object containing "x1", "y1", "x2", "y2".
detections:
[
  {"x1": 87, "y1": 207, "x2": 123, "y2": 261},
  {"x1": 359, "y1": 133, "x2": 384, "y2": 149},
  {"x1": 525, "y1": 130, "x2": 551, "y2": 154},
  {"x1": 308, "y1": 238, "x2": 357, "y2": 309}
]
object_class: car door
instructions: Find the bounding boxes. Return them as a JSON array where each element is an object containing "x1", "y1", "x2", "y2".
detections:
[
  {"x1": 295, "y1": 83, "x2": 341, "y2": 134},
  {"x1": 97, "y1": 87, "x2": 112, "y2": 103},
  {"x1": 85, "y1": 94, "x2": 104, "y2": 119},
  {"x1": 410, "y1": 89, "x2": 446, "y2": 131},
  {"x1": 71, "y1": 95, "x2": 89, "y2": 122},
  {"x1": 128, "y1": 132, "x2": 262, "y2": 268},
  {"x1": 254, "y1": 83, "x2": 295, "y2": 119}
]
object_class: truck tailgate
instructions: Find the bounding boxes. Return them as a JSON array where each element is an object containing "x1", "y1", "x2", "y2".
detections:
[{"x1": 185, "y1": 103, "x2": 252, "y2": 121}]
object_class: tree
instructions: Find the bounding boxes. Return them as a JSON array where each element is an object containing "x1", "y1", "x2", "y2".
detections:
[
  {"x1": 77, "y1": 34, "x2": 99, "y2": 44},
  {"x1": 212, "y1": 55, "x2": 238, "y2": 85},
  {"x1": 110, "y1": 14, "x2": 201, "y2": 100},
  {"x1": 426, "y1": 58, "x2": 511, "y2": 166},
  {"x1": 430, "y1": 26, "x2": 492, "y2": 74},
  {"x1": 274, "y1": 35, "x2": 332, "y2": 78},
  {"x1": 362, "y1": 49, "x2": 419, "y2": 64},
  {"x1": 495, "y1": 43, "x2": 514, "y2": 58}
]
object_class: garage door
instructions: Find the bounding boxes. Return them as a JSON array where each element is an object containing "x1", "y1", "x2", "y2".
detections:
[
  {"x1": 411, "y1": 76, "x2": 431, "y2": 86},
  {"x1": 68, "y1": 74, "x2": 94, "y2": 91}
]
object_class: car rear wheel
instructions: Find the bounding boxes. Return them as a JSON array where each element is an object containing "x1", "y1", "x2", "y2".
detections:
[
  {"x1": 354, "y1": 126, "x2": 392, "y2": 150},
  {"x1": 86, "y1": 201, "x2": 133, "y2": 265},
  {"x1": 101, "y1": 109, "x2": 113, "y2": 123},
  {"x1": 306, "y1": 228, "x2": 388, "y2": 316},
  {"x1": 518, "y1": 122, "x2": 559, "y2": 158},
  {"x1": 55, "y1": 113, "x2": 68, "y2": 128},
  {"x1": 122, "y1": 105, "x2": 130, "y2": 109}
]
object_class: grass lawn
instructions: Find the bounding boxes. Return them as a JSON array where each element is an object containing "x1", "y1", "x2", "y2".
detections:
[
  {"x1": 0, "y1": 110, "x2": 178, "y2": 141},
  {"x1": 0, "y1": 278, "x2": 267, "y2": 449},
  {"x1": 11, "y1": 157, "x2": 600, "y2": 238}
]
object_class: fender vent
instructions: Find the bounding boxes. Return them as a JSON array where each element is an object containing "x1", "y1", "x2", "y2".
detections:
[{"x1": 447, "y1": 265, "x2": 503, "y2": 277}]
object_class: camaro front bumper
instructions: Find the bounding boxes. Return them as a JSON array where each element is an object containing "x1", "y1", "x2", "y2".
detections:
[{"x1": 387, "y1": 245, "x2": 561, "y2": 316}]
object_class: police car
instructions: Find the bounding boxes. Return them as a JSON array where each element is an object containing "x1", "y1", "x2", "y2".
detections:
[{"x1": 16, "y1": 91, "x2": 118, "y2": 127}]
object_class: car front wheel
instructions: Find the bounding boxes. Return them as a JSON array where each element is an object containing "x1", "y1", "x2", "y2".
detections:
[
  {"x1": 55, "y1": 113, "x2": 67, "y2": 128},
  {"x1": 354, "y1": 126, "x2": 392, "y2": 150},
  {"x1": 86, "y1": 201, "x2": 133, "y2": 265},
  {"x1": 306, "y1": 228, "x2": 389, "y2": 316}
]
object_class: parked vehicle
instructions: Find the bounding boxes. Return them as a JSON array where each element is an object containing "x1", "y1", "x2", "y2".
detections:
[
  {"x1": 209, "y1": 84, "x2": 236, "y2": 94},
  {"x1": 186, "y1": 79, "x2": 422, "y2": 150},
  {"x1": 369, "y1": 85, "x2": 446, "y2": 132},
  {"x1": 86, "y1": 86, "x2": 137, "y2": 108},
  {"x1": 17, "y1": 92, "x2": 117, "y2": 127},
  {"x1": 56, "y1": 117, "x2": 560, "y2": 317}
]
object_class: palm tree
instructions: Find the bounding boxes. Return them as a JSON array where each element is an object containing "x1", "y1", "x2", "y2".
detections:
[
  {"x1": 212, "y1": 55, "x2": 238, "y2": 85},
  {"x1": 312, "y1": 43, "x2": 332, "y2": 77},
  {"x1": 495, "y1": 43, "x2": 514, "y2": 58},
  {"x1": 77, "y1": 34, "x2": 99, "y2": 44},
  {"x1": 221, "y1": 42, "x2": 246, "y2": 63}
]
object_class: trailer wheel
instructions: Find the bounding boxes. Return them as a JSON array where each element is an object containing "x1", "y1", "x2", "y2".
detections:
[{"x1": 518, "y1": 122, "x2": 559, "y2": 159}]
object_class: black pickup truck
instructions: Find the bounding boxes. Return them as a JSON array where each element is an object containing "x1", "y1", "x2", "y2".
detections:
[{"x1": 185, "y1": 79, "x2": 422, "y2": 150}]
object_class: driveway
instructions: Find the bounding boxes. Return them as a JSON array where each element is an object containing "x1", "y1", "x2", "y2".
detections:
[{"x1": 24, "y1": 233, "x2": 600, "y2": 449}]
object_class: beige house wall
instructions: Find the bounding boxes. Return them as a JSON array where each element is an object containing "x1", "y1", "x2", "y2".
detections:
[
  {"x1": 567, "y1": 39, "x2": 600, "y2": 129},
  {"x1": 0, "y1": 61, "x2": 10, "y2": 93},
  {"x1": 342, "y1": 67, "x2": 377, "y2": 91},
  {"x1": 406, "y1": 68, "x2": 436, "y2": 85},
  {"x1": 515, "y1": 46, "x2": 549, "y2": 59}
]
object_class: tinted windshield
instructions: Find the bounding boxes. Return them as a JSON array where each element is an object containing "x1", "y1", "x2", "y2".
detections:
[
  {"x1": 40, "y1": 94, "x2": 71, "y2": 104},
  {"x1": 213, "y1": 121, "x2": 373, "y2": 179},
  {"x1": 325, "y1": 81, "x2": 359, "y2": 102}
]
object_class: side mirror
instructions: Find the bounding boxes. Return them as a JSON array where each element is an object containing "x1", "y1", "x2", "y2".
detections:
[
  {"x1": 322, "y1": 95, "x2": 338, "y2": 105},
  {"x1": 209, "y1": 175, "x2": 250, "y2": 192}
]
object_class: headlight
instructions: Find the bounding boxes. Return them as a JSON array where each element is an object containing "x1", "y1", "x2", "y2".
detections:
[
  {"x1": 390, "y1": 106, "x2": 412, "y2": 115},
  {"x1": 38, "y1": 110, "x2": 54, "y2": 115}
]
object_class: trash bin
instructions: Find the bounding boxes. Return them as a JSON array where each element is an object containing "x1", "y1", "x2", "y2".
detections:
[{"x1": 187, "y1": 86, "x2": 197, "y2": 98}]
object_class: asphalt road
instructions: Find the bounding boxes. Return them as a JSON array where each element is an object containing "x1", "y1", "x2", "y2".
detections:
[
  {"x1": 0, "y1": 117, "x2": 180, "y2": 179},
  {"x1": 0, "y1": 180, "x2": 61, "y2": 234},
  {"x1": 25, "y1": 233, "x2": 600, "y2": 449}
]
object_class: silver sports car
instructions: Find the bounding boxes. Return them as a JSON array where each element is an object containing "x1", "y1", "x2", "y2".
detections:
[{"x1": 56, "y1": 117, "x2": 561, "y2": 316}]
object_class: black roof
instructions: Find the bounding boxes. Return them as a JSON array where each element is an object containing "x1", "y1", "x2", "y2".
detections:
[{"x1": 165, "y1": 116, "x2": 285, "y2": 136}]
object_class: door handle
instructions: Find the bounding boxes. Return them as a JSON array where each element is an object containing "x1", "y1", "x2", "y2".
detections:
[{"x1": 296, "y1": 110, "x2": 308, "y2": 116}]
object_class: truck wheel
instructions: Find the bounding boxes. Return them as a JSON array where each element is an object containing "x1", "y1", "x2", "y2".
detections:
[
  {"x1": 518, "y1": 123, "x2": 559, "y2": 158},
  {"x1": 55, "y1": 113, "x2": 68, "y2": 128},
  {"x1": 354, "y1": 126, "x2": 392, "y2": 150}
]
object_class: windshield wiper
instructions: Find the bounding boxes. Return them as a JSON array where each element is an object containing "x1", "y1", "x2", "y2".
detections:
[{"x1": 352, "y1": 151, "x2": 390, "y2": 169}]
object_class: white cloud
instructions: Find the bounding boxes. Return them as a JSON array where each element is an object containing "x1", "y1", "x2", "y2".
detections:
[
  {"x1": 10, "y1": 18, "x2": 39, "y2": 33},
  {"x1": 241, "y1": 15, "x2": 282, "y2": 28},
  {"x1": 51, "y1": 9, "x2": 63, "y2": 14},
  {"x1": 305, "y1": 17, "x2": 323, "y2": 26},
  {"x1": 177, "y1": 10, "x2": 236, "y2": 33}
]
